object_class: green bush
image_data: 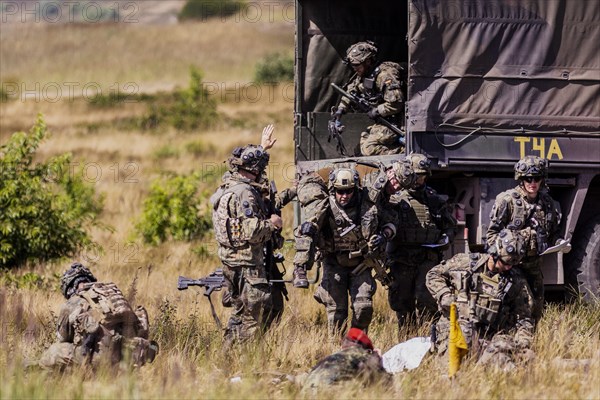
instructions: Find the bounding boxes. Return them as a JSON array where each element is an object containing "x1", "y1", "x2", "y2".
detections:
[
  {"x1": 179, "y1": 0, "x2": 244, "y2": 21},
  {"x1": 0, "y1": 116, "x2": 104, "y2": 268},
  {"x1": 254, "y1": 52, "x2": 294, "y2": 84},
  {"x1": 152, "y1": 145, "x2": 180, "y2": 160},
  {"x1": 135, "y1": 173, "x2": 211, "y2": 245},
  {"x1": 141, "y1": 67, "x2": 218, "y2": 131}
]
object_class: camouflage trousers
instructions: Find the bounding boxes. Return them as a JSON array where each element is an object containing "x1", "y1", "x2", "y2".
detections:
[
  {"x1": 360, "y1": 124, "x2": 403, "y2": 156},
  {"x1": 38, "y1": 337, "x2": 156, "y2": 370},
  {"x1": 388, "y1": 258, "x2": 438, "y2": 327},
  {"x1": 433, "y1": 319, "x2": 534, "y2": 371},
  {"x1": 519, "y1": 258, "x2": 544, "y2": 322},
  {"x1": 222, "y1": 264, "x2": 273, "y2": 344},
  {"x1": 314, "y1": 259, "x2": 376, "y2": 333}
]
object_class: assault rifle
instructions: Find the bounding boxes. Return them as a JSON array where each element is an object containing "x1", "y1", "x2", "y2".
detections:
[
  {"x1": 331, "y1": 83, "x2": 405, "y2": 138},
  {"x1": 350, "y1": 244, "x2": 394, "y2": 287},
  {"x1": 177, "y1": 269, "x2": 225, "y2": 329},
  {"x1": 339, "y1": 224, "x2": 394, "y2": 287},
  {"x1": 177, "y1": 269, "x2": 225, "y2": 295}
]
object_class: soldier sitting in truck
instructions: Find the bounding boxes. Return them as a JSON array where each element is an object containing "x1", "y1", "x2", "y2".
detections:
[{"x1": 328, "y1": 41, "x2": 406, "y2": 156}]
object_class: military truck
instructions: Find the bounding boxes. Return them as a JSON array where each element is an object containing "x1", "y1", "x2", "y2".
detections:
[{"x1": 293, "y1": 0, "x2": 600, "y2": 299}]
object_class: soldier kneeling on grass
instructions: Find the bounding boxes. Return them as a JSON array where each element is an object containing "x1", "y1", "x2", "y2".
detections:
[
  {"x1": 426, "y1": 229, "x2": 535, "y2": 372},
  {"x1": 37, "y1": 262, "x2": 158, "y2": 370}
]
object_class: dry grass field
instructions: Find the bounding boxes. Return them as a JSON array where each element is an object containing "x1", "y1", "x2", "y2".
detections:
[{"x1": 1, "y1": 3, "x2": 599, "y2": 399}]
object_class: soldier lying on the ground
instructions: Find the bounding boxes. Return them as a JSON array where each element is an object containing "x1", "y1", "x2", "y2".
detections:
[
  {"x1": 35, "y1": 262, "x2": 158, "y2": 370},
  {"x1": 426, "y1": 229, "x2": 535, "y2": 372},
  {"x1": 300, "y1": 328, "x2": 391, "y2": 390}
]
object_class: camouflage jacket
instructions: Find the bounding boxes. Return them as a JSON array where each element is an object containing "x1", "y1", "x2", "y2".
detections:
[
  {"x1": 426, "y1": 253, "x2": 534, "y2": 348},
  {"x1": 487, "y1": 185, "x2": 561, "y2": 260},
  {"x1": 303, "y1": 346, "x2": 389, "y2": 389},
  {"x1": 211, "y1": 172, "x2": 277, "y2": 268},
  {"x1": 56, "y1": 282, "x2": 150, "y2": 365},
  {"x1": 387, "y1": 185, "x2": 457, "y2": 262},
  {"x1": 339, "y1": 61, "x2": 405, "y2": 121},
  {"x1": 294, "y1": 166, "x2": 394, "y2": 269}
]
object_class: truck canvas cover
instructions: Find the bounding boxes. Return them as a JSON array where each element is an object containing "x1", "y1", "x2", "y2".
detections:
[{"x1": 408, "y1": 0, "x2": 600, "y2": 133}]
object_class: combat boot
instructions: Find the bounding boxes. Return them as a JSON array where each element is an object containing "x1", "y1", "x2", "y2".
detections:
[{"x1": 293, "y1": 266, "x2": 309, "y2": 288}]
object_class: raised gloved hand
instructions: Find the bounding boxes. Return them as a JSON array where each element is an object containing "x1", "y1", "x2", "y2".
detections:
[{"x1": 367, "y1": 107, "x2": 380, "y2": 119}]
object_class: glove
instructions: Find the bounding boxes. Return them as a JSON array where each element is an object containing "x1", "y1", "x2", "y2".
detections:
[
  {"x1": 367, "y1": 107, "x2": 379, "y2": 119},
  {"x1": 368, "y1": 234, "x2": 385, "y2": 251},
  {"x1": 330, "y1": 106, "x2": 344, "y2": 119},
  {"x1": 440, "y1": 293, "x2": 455, "y2": 312}
]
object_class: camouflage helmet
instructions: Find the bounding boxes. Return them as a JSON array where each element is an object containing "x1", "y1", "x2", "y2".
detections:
[
  {"x1": 407, "y1": 153, "x2": 432, "y2": 176},
  {"x1": 344, "y1": 41, "x2": 378, "y2": 65},
  {"x1": 514, "y1": 156, "x2": 548, "y2": 180},
  {"x1": 329, "y1": 167, "x2": 360, "y2": 191},
  {"x1": 389, "y1": 159, "x2": 416, "y2": 189},
  {"x1": 60, "y1": 262, "x2": 97, "y2": 299},
  {"x1": 227, "y1": 145, "x2": 270, "y2": 175},
  {"x1": 488, "y1": 229, "x2": 526, "y2": 266}
]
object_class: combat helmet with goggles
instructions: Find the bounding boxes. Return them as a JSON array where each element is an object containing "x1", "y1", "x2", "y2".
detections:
[
  {"x1": 407, "y1": 153, "x2": 432, "y2": 176},
  {"x1": 389, "y1": 159, "x2": 416, "y2": 189},
  {"x1": 514, "y1": 155, "x2": 547, "y2": 181},
  {"x1": 60, "y1": 262, "x2": 97, "y2": 299},
  {"x1": 329, "y1": 167, "x2": 360, "y2": 192},
  {"x1": 228, "y1": 145, "x2": 270, "y2": 175},
  {"x1": 344, "y1": 41, "x2": 378, "y2": 66}
]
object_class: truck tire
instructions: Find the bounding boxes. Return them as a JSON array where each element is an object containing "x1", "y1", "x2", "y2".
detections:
[{"x1": 565, "y1": 215, "x2": 600, "y2": 302}]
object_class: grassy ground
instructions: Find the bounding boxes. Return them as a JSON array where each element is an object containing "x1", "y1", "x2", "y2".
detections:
[{"x1": 1, "y1": 8, "x2": 600, "y2": 400}]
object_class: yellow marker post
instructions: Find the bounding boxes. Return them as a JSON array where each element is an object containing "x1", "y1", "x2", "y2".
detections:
[{"x1": 448, "y1": 303, "x2": 469, "y2": 378}]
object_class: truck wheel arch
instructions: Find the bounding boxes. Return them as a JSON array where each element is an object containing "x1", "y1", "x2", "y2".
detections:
[{"x1": 565, "y1": 214, "x2": 600, "y2": 302}]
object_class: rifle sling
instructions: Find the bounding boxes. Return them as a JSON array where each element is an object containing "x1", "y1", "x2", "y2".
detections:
[{"x1": 206, "y1": 293, "x2": 223, "y2": 331}]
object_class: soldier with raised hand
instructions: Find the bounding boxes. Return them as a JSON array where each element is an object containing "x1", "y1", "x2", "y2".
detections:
[
  {"x1": 386, "y1": 153, "x2": 457, "y2": 332},
  {"x1": 426, "y1": 229, "x2": 535, "y2": 371},
  {"x1": 210, "y1": 126, "x2": 283, "y2": 345},
  {"x1": 329, "y1": 41, "x2": 406, "y2": 156},
  {"x1": 487, "y1": 156, "x2": 562, "y2": 322},
  {"x1": 37, "y1": 263, "x2": 158, "y2": 370}
]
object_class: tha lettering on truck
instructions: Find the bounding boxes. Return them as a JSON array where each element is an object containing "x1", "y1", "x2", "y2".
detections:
[{"x1": 514, "y1": 137, "x2": 564, "y2": 160}]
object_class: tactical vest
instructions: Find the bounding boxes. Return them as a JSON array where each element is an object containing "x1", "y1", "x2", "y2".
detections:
[
  {"x1": 504, "y1": 188, "x2": 558, "y2": 256},
  {"x1": 327, "y1": 196, "x2": 364, "y2": 254},
  {"x1": 394, "y1": 190, "x2": 441, "y2": 244},
  {"x1": 76, "y1": 282, "x2": 139, "y2": 337},
  {"x1": 211, "y1": 182, "x2": 263, "y2": 249},
  {"x1": 451, "y1": 254, "x2": 511, "y2": 327}
]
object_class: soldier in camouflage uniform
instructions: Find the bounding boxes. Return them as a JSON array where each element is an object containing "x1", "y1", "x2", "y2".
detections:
[
  {"x1": 302, "y1": 327, "x2": 390, "y2": 390},
  {"x1": 210, "y1": 132, "x2": 283, "y2": 344},
  {"x1": 427, "y1": 229, "x2": 535, "y2": 370},
  {"x1": 387, "y1": 153, "x2": 457, "y2": 330},
  {"x1": 38, "y1": 263, "x2": 157, "y2": 370},
  {"x1": 292, "y1": 166, "x2": 398, "y2": 333},
  {"x1": 329, "y1": 41, "x2": 406, "y2": 156},
  {"x1": 292, "y1": 159, "x2": 415, "y2": 288},
  {"x1": 487, "y1": 156, "x2": 562, "y2": 322}
]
